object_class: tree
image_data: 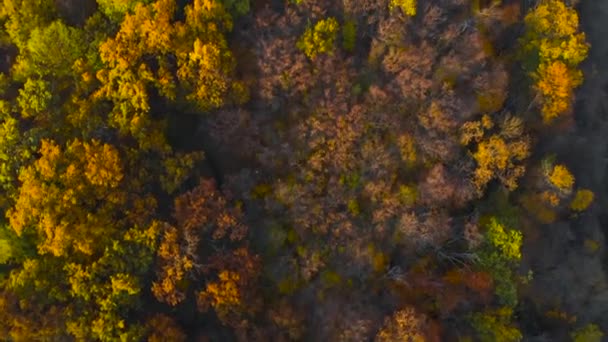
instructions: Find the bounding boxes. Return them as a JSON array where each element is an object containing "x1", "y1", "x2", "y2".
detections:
[
  {"x1": 152, "y1": 179, "x2": 260, "y2": 327},
  {"x1": 571, "y1": 324, "x2": 604, "y2": 342},
  {"x1": 16, "y1": 78, "x2": 52, "y2": 119},
  {"x1": 13, "y1": 20, "x2": 85, "y2": 80},
  {"x1": 297, "y1": 18, "x2": 339, "y2": 59},
  {"x1": 521, "y1": 0, "x2": 588, "y2": 122},
  {"x1": 547, "y1": 164, "x2": 574, "y2": 194},
  {"x1": 534, "y1": 61, "x2": 582, "y2": 122},
  {"x1": 375, "y1": 307, "x2": 426, "y2": 342},
  {"x1": 146, "y1": 314, "x2": 187, "y2": 342},
  {"x1": 96, "y1": 0, "x2": 154, "y2": 22},
  {"x1": 7, "y1": 139, "x2": 126, "y2": 257},
  {"x1": 570, "y1": 189, "x2": 594, "y2": 212},
  {"x1": 0, "y1": 0, "x2": 56, "y2": 49},
  {"x1": 471, "y1": 307, "x2": 522, "y2": 342},
  {"x1": 389, "y1": 0, "x2": 416, "y2": 16}
]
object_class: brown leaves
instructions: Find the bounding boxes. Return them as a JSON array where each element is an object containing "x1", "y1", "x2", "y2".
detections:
[
  {"x1": 174, "y1": 179, "x2": 247, "y2": 241},
  {"x1": 153, "y1": 179, "x2": 260, "y2": 329}
]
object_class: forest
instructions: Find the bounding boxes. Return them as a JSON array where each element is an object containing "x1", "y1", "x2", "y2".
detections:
[{"x1": 0, "y1": 0, "x2": 604, "y2": 340}]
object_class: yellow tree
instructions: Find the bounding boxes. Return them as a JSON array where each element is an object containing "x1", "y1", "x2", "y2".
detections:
[
  {"x1": 98, "y1": 0, "x2": 243, "y2": 116},
  {"x1": 8, "y1": 139, "x2": 126, "y2": 257},
  {"x1": 462, "y1": 115, "x2": 530, "y2": 193},
  {"x1": 535, "y1": 61, "x2": 582, "y2": 122},
  {"x1": 521, "y1": 0, "x2": 588, "y2": 122}
]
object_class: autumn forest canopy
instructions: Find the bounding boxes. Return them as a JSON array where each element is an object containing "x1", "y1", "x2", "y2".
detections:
[{"x1": 0, "y1": 0, "x2": 602, "y2": 340}]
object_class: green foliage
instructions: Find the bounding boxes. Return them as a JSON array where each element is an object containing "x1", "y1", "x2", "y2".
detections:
[
  {"x1": 478, "y1": 250, "x2": 518, "y2": 307},
  {"x1": 471, "y1": 307, "x2": 522, "y2": 342},
  {"x1": 17, "y1": 78, "x2": 52, "y2": 118},
  {"x1": 347, "y1": 198, "x2": 360, "y2": 216},
  {"x1": 96, "y1": 0, "x2": 154, "y2": 22},
  {"x1": 0, "y1": 114, "x2": 38, "y2": 207},
  {"x1": 14, "y1": 20, "x2": 85, "y2": 80},
  {"x1": 478, "y1": 217, "x2": 523, "y2": 307},
  {"x1": 0, "y1": 0, "x2": 57, "y2": 49},
  {"x1": 571, "y1": 324, "x2": 604, "y2": 342},
  {"x1": 297, "y1": 17, "x2": 339, "y2": 59},
  {"x1": 342, "y1": 20, "x2": 356, "y2": 52}
]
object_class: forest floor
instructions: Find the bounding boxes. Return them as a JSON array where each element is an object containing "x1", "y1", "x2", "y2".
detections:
[{"x1": 522, "y1": 0, "x2": 608, "y2": 336}]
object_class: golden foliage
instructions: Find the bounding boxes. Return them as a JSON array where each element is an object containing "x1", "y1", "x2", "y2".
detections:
[
  {"x1": 199, "y1": 270, "x2": 242, "y2": 309},
  {"x1": 375, "y1": 307, "x2": 426, "y2": 342},
  {"x1": 522, "y1": 0, "x2": 588, "y2": 122},
  {"x1": 389, "y1": 0, "x2": 416, "y2": 16},
  {"x1": 535, "y1": 61, "x2": 582, "y2": 122},
  {"x1": 397, "y1": 133, "x2": 417, "y2": 165},
  {"x1": 151, "y1": 225, "x2": 194, "y2": 306},
  {"x1": 473, "y1": 135, "x2": 529, "y2": 192},
  {"x1": 548, "y1": 164, "x2": 574, "y2": 193},
  {"x1": 461, "y1": 115, "x2": 530, "y2": 193},
  {"x1": 523, "y1": 0, "x2": 588, "y2": 67},
  {"x1": 7, "y1": 139, "x2": 126, "y2": 256}
]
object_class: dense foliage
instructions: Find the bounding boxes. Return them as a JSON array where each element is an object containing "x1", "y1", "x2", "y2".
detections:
[{"x1": 0, "y1": 0, "x2": 598, "y2": 340}]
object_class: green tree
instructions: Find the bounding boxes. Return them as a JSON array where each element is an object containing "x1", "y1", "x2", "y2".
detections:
[
  {"x1": 16, "y1": 79, "x2": 52, "y2": 119},
  {"x1": 0, "y1": 0, "x2": 56, "y2": 49},
  {"x1": 471, "y1": 307, "x2": 522, "y2": 342},
  {"x1": 571, "y1": 324, "x2": 604, "y2": 342},
  {"x1": 13, "y1": 20, "x2": 85, "y2": 80}
]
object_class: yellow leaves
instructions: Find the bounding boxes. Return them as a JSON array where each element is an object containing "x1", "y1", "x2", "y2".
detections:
[
  {"x1": 570, "y1": 189, "x2": 594, "y2": 211},
  {"x1": 179, "y1": 39, "x2": 232, "y2": 110},
  {"x1": 36, "y1": 139, "x2": 60, "y2": 179},
  {"x1": 97, "y1": 0, "x2": 238, "y2": 115},
  {"x1": 535, "y1": 61, "x2": 582, "y2": 122},
  {"x1": 486, "y1": 218, "x2": 522, "y2": 261},
  {"x1": 548, "y1": 164, "x2": 574, "y2": 193},
  {"x1": 473, "y1": 135, "x2": 524, "y2": 191},
  {"x1": 297, "y1": 17, "x2": 340, "y2": 59},
  {"x1": 110, "y1": 273, "x2": 140, "y2": 296},
  {"x1": 389, "y1": 0, "x2": 417, "y2": 16},
  {"x1": 462, "y1": 114, "x2": 530, "y2": 193},
  {"x1": 522, "y1": 0, "x2": 588, "y2": 122},
  {"x1": 83, "y1": 141, "x2": 124, "y2": 188},
  {"x1": 397, "y1": 134, "x2": 416, "y2": 165},
  {"x1": 524, "y1": 0, "x2": 587, "y2": 64},
  {"x1": 7, "y1": 139, "x2": 127, "y2": 257},
  {"x1": 461, "y1": 120, "x2": 485, "y2": 145}
]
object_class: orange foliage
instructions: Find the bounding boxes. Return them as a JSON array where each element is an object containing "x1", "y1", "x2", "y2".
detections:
[
  {"x1": 536, "y1": 61, "x2": 583, "y2": 122},
  {"x1": 375, "y1": 307, "x2": 427, "y2": 342},
  {"x1": 548, "y1": 164, "x2": 575, "y2": 193},
  {"x1": 7, "y1": 139, "x2": 127, "y2": 256},
  {"x1": 151, "y1": 225, "x2": 194, "y2": 306}
]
